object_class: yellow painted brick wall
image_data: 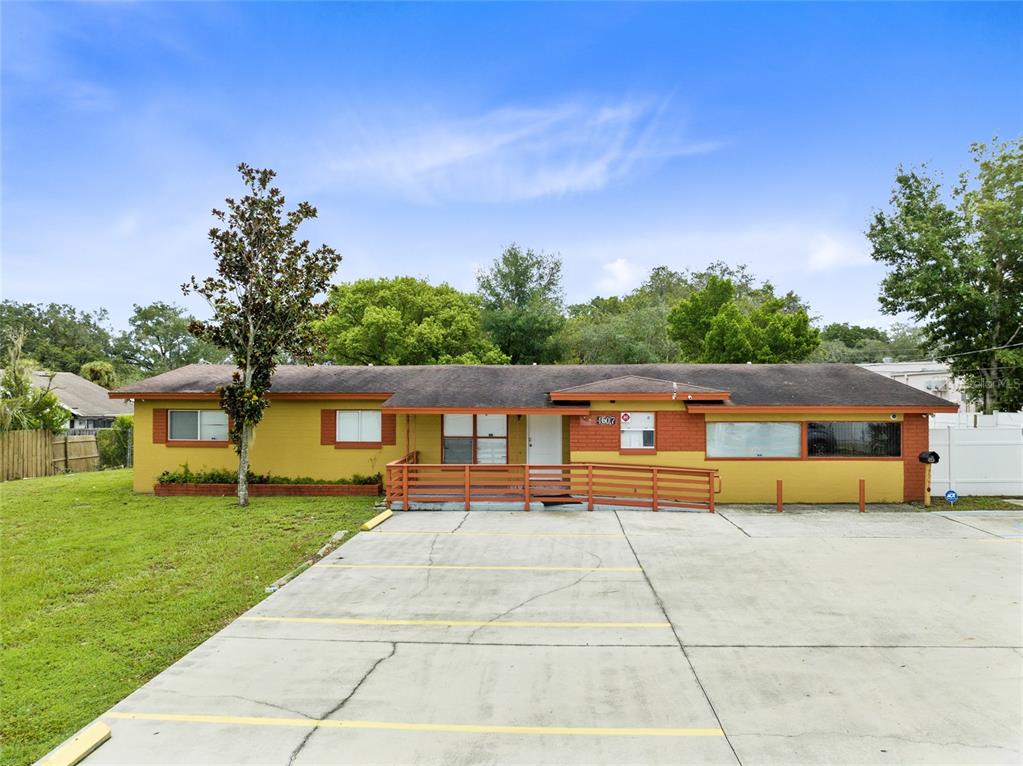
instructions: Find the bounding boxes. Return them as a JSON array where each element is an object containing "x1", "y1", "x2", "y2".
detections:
[
  {"x1": 133, "y1": 400, "x2": 407, "y2": 492},
  {"x1": 571, "y1": 405, "x2": 907, "y2": 502},
  {"x1": 570, "y1": 449, "x2": 904, "y2": 503},
  {"x1": 407, "y1": 413, "x2": 526, "y2": 463}
]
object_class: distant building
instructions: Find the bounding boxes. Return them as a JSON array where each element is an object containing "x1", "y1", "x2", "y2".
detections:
[
  {"x1": 858, "y1": 360, "x2": 972, "y2": 412},
  {"x1": 31, "y1": 371, "x2": 134, "y2": 430}
]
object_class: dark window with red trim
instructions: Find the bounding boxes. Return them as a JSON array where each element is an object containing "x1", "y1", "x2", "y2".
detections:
[{"x1": 807, "y1": 422, "x2": 901, "y2": 457}]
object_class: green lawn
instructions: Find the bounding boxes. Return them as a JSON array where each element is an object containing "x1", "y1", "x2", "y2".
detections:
[
  {"x1": 0, "y1": 470, "x2": 379, "y2": 766},
  {"x1": 925, "y1": 495, "x2": 1022, "y2": 510}
]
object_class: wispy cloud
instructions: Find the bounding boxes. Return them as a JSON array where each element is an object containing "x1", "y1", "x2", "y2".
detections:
[
  {"x1": 318, "y1": 99, "x2": 720, "y2": 203},
  {"x1": 596, "y1": 257, "x2": 643, "y2": 295},
  {"x1": 805, "y1": 231, "x2": 871, "y2": 271}
]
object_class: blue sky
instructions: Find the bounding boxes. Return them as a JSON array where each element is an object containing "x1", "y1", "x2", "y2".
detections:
[{"x1": 2, "y1": 2, "x2": 1020, "y2": 331}]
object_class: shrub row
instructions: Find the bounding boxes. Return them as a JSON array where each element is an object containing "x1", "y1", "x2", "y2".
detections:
[{"x1": 158, "y1": 464, "x2": 382, "y2": 486}]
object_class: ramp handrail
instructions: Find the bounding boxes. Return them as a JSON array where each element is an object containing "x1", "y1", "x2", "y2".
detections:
[{"x1": 385, "y1": 458, "x2": 719, "y2": 513}]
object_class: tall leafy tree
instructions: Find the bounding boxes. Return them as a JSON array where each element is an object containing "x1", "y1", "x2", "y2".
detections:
[
  {"x1": 820, "y1": 323, "x2": 889, "y2": 348},
  {"x1": 114, "y1": 301, "x2": 228, "y2": 375},
  {"x1": 79, "y1": 361, "x2": 118, "y2": 389},
  {"x1": 0, "y1": 332, "x2": 70, "y2": 433},
  {"x1": 868, "y1": 138, "x2": 1023, "y2": 411},
  {"x1": 477, "y1": 244, "x2": 566, "y2": 364},
  {"x1": 0, "y1": 302, "x2": 113, "y2": 372},
  {"x1": 562, "y1": 262, "x2": 808, "y2": 364},
  {"x1": 667, "y1": 275, "x2": 819, "y2": 362},
  {"x1": 319, "y1": 277, "x2": 508, "y2": 365},
  {"x1": 811, "y1": 322, "x2": 927, "y2": 363},
  {"x1": 184, "y1": 164, "x2": 341, "y2": 506}
]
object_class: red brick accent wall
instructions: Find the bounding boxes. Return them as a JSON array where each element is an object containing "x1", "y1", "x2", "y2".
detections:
[
  {"x1": 320, "y1": 410, "x2": 336, "y2": 445},
  {"x1": 152, "y1": 409, "x2": 167, "y2": 443},
  {"x1": 569, "y1": 415, "x2": 619, "y2": 451},
  {"x1": 382, "y1": 413, "x2": 397, "y2": 445},
  {"x1": 655, "y1": 411, "x2": 706, "y2": 452},
  {"x1": 569, "y1": 410, "x2": 706, "y2": 453},
  {"x1": 902, "y1": 414, "x2": 929, "y2": 502}
]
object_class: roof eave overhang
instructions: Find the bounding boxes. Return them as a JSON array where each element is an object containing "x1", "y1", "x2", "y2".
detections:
[{"x1": 686, "y1": 404, "x2": 960, "y2": 414}]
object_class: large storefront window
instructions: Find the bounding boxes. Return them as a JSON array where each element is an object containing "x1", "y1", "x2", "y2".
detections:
[
  {"x1": 707, "y1": 422, "x2": 801, "y2": 458},
  {"x1": 443, "y1": 414, "x2": 508, "y2": 464},
  {"x1": 807, "y1": 421, "x2": 901, "y2": 457}
]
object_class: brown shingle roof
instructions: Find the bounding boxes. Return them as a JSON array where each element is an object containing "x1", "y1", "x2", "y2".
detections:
[
  {"x1": 111, "y1": 363, "x2": 956, "y2": 410},
  {"x1": 551, "y1": 375, "x2": 724, "y2": 395}
]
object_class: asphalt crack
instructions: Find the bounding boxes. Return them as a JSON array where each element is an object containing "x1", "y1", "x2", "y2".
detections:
[
  {"x1": 465, "y1": 549, "x2": 605, "y2": 644},
  {"x1": 406, "y1": 533, "x2": 441, "y2": 602},
  {"x1": 286, "y1": 642, "x2": 397, "y2": 765},
  {"x1": 614, "y1": 510, "x2": 744, "y2": 765},
  {"x1": 217, "y1": 694, "x2": 313, "y2": 719},
  {"x1": 739, "y1": 730, "x2": 1014, "y2": 751},
  {"x1": 715, "y1": 511, "x2": 751, "y2": 537}
]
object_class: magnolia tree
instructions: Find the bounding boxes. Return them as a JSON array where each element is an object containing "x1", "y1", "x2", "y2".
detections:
[{"x1": 184, "y1": 164, "x2": 341, "y2": 506}]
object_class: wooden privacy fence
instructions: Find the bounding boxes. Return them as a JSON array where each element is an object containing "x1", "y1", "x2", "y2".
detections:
[
  {"x1": 52, "y1": 434, "x2": 100, "y2": 474},
  {"x1": 0, "y1": 430, "x2": 100, "y2": 480},
  {"x1": 1, "y1": 429, "x2": 52, "y2": 481},
  {"x1": 386, "y1": 452, "x2": 721, "y2": 512}
]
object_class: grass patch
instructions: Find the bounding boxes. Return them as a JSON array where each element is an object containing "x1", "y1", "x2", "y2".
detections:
[
  {"x1": 0, "y1": 469, "x2": 379, "y2": 766},
  {"x1": 924, "y1": 495, "x2": 1022, "y2": 511}
]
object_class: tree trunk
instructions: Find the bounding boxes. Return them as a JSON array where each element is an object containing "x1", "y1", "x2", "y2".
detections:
[
  {"x1": 237, "y1": 354, "x2": 255, "y2": 507},
  {"x1": 237, "y1": 422, "x2": 250, "y2": 507}
]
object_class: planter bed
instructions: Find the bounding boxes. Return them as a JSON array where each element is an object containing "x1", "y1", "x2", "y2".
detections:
[{"x1": 155, "y1": 483, "x2": 381, "y2": 497}]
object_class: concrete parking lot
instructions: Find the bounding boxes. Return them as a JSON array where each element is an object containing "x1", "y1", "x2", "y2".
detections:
[{"x1": 78, "y1": 509, "x2": 1021, "y2": 765}]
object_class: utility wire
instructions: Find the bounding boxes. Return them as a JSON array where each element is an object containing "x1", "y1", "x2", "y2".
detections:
[{"x1": 936, "y1": 340, "x2": 1023, "y2": 359}]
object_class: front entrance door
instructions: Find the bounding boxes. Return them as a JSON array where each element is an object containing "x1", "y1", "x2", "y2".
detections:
[{"x1": 527, "y1": 415, "x2": 563, "y2": 465}]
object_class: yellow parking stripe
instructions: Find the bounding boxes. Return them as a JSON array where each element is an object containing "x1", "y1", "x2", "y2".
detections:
[
  {"x1": 318, "y1": 564, "x2": 641, "y2": 572},
  {"x1": 106, "y1": 712, "x2": 723, "y2": 737},
  {"x1": 239, "y1": 615, "x2": 669, "y2": 629}
]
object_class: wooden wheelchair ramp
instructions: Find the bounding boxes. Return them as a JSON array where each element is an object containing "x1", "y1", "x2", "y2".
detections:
[{"x1": 385, "y1": 453, "x2": 720, "y2": 512}]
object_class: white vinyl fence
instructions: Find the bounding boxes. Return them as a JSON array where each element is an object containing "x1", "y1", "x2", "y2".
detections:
[{"x1": 930, "y1": 412, "x2": 1023, "y2": 496}]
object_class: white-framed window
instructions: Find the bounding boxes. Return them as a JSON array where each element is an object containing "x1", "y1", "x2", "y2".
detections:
[
  {"x1": 168, "y1": 410, "x2": 229, "y2": 441},
  {"x1": 706, "y1": 422, "x2": 801, "y2": 458},
  {"x1": 336, "y1": 410, "x2": 382, "y2": 443},
  {"x1": 620, "y1": 412, "x2": 655, "y2": 449},
  {"x1": 443, "y1": 414, "x2": 508, "y2": 464}
]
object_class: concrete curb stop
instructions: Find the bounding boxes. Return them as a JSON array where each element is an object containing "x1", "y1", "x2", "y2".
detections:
[
  {"x1": 361, "y1": 508, "x2": 393, "y2": 531},
  {"x1": 37, "y1": 722, "x2": 111, "y2": 766}
]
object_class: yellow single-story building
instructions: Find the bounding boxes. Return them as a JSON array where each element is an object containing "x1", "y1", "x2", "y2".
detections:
[{"x1": 111, "y1": 363, "x2": 957, "y2": 507}]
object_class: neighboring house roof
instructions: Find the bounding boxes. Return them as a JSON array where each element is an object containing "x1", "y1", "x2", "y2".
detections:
[
  {"x1": 31, "y1": 372, "x2": 134, "y2": 418},
  {"x1": 110, "y1": 363, "x2": 958, "y2": 412}
]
